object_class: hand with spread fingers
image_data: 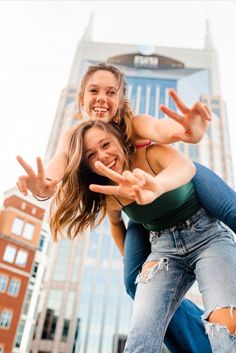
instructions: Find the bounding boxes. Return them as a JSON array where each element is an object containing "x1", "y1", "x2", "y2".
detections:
[
  {"x1": 16, "y1": 156, "x2": 59, "y2": 199},
  {"x1": 160, "y1": 89, "x2": 212, "y2": 143},
  {"x1": 89, "y1": 161, "x2": 165, "y2": 205}
]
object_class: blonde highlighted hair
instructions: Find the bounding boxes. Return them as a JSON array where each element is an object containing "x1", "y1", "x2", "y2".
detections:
[
  {"x1": 50, "y1": 120, "x2": 134, "y2": 241},
  {"x1": 76, "y1": 62, "x2": 134, "y2": 142}
]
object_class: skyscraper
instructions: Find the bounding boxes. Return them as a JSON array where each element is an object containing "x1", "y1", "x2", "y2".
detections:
[{"x1": 32, "y1": 18, "x2": 234, "y2": 353}]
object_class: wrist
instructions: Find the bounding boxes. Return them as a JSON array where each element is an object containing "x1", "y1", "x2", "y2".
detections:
[{"x1": 32, "y1": 193, "x2": 51, "y2": 201}]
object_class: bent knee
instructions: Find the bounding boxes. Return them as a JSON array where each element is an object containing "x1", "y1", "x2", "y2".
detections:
[
  {"x1": 135, "y1": 258, "x2": 168, "y2": 284},
  {"x1": 207, "y1": 307, "x2": 236, "y2": 335}
]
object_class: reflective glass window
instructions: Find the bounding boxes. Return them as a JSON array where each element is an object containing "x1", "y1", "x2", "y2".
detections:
[
  {"x1": 52, "y1": 239, "x2": 71, "y2": 281},
  {"x1": 23, "y1": 288, "x2": 33, "y2": 314},
  {"x1": 38, "y1": 234, "x2": 46, "y2": 251},
  {"x1": 3, "y1": 246, "x2": 16, "y2": 263},
  {"x1": 14, "y1": 319, "x2": 25, "y2": 348},
  {"x1": 32, "y1": 262, "x2": 39, "y2": 278},
  {"x1": 11, "y1": 217, "x2": 24, "y2": 236},
  {"x1": 15, "y1": 250, "x2": 28, "y2": 267},
  {"x1": 0, "y1": 275, "x2": 8, "y2": 292},
  {"x1": 7, "y1": 278, "x2": 21, "y2": 296},
  {"x1": 23, "y1": 223, "x2": 35, "y2": 240},
  {"x1": 41, "y1": 289, "x2": 63, "y2": 340},
  {"x1": 61, "y1": 291, "x2": 75, "y2": 341},
  {"x1": 0, "y1": 309, "x2": 12, "y2": 329}
]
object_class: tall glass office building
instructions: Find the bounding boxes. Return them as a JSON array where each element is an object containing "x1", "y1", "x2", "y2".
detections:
[{"x1": 31, "y1": 18, "x2": 234, "y2": 353}]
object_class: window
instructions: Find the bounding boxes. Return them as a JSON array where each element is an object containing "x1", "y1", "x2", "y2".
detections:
[
  {"x1": 32, "y1": 262, "x2": 39, "y2": 278},
  {"x1": 3, "y1": 246, "x2": 16, "y2": 263},
  {"x1": 15, "y1": 250, "x2": 28, "y2": 267},
  {"x1": 38, "y1": 234, "x2": 46, "y2": 251},
  {"x1": 23, "y1": 288, "x2": 33, "y2": 315},
  {"x1": 0, "y1": 309, "x2": 12, "y2": 329},
  {"x1": 0, "y1": 275, "x2": 8, "y2": 293},
  {"x1": 23, "y1": 223, "x2": 35, "y2": 240},
  {"x1": 7, "y1": 278, "x2": 21, "y2": 297},
  {"x1": 11, "y1": 218, "x2": 24, "y2": 236},
  {"x1": 14, "y1": 319, "x2": 25, "y2": 348}
]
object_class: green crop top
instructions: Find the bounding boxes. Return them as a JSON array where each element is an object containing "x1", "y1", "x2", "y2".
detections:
[{"x1": 116, "y1": 149, "x2": 201, "y2": 232}]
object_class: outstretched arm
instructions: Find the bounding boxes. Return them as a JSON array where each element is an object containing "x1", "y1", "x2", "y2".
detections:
[
  {"x1": 133, "y1": 89, "x2": 211, "y2": 144},
  {"x1": 45, "y1": 124, "x2": 78, "y2": 180},
  {"x1": 89, "y1": 145, "x2": 196, "y2": 205}
]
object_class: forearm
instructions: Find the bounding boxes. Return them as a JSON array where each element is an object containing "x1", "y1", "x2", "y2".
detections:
[
  {"x1": 45, "y1": 125, "x2": 76, "y2": 180},
  {"x1": 45, "y1": 153, "x2": 67, "y2": 181},
  {"x1": 110, "y1": 220, "x2": 126, "y2": 256},
  {"x1": 133, "y1": 115, "x2": 185, "y2": 144},
  {"x1": 154, "y1": 118, "x2": 185, "y2": 144}
]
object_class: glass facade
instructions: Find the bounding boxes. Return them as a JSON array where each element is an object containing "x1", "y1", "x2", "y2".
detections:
[
  {"x1": 126, "y1": 76, "x2": 177, "y2": 118},
  {"x1": 74, "y1": 222, "x2": 131, "y2": 353},
  {"x1": 41, "y1": 289, "x2": 63, "y2": 340}
]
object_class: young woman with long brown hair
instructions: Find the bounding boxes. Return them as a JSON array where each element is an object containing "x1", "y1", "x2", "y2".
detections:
[{"x1": 50, "y1": 120, "x2": 236, "y2": 353}]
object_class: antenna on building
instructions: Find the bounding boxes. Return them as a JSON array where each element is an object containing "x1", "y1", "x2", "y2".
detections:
[
  {"x1": 82, "y1": 12, "x2": 94, "y2": 42},
  {"x1": 204, "y1": 18, "x2": 214, "y2": 50}
]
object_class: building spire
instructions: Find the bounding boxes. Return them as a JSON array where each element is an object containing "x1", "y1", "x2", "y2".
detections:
[
  {"x1": 204, "y1": 18, "x2": 214, "y2": 50},
  {"x1": 81, "y1": 12, "x2": 94, "y2": 42}
]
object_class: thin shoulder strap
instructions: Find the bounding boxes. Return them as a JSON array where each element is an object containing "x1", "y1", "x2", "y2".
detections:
[
  {"x1": 112, "y1": 195, "x2": 124, "y2": 207},
  {"x1": 145, "y1": 147, "x2": 157, "y2": 175}
]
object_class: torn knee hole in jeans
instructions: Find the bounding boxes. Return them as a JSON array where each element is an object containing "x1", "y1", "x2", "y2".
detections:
[
  {"x1": 203, "y1": 306, "x2": 236, "y2": 336},
  {"x1": 135, "y1": 257, "x2": 168, "y2": 284}
]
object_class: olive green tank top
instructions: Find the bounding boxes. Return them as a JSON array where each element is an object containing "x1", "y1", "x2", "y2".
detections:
[
  {"x1": 118, "y1": 149, "x2": 200, "y2": 231},
  {"x1": 123, "y1": 181, "x2": 200, "y2": 231}
]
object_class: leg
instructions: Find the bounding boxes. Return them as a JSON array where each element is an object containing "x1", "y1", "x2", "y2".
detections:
[
  {"x1": 124, "y1": 255, "x2": 195, "y2": 353},
  {"x1": 124, "y1": 220, "x2": 211, "y2": 353},
  {"x1": 195, "y1": 221, "x2": 236, "y2": 352},
  {"x1": 123, "y1": 221, "x2": 150, "y2": 299},
  {"x1": 193, "y1": 162, "x2": 236, "y2": 233}
]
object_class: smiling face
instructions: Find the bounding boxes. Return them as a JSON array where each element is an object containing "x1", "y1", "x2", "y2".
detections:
[
  {"x1": 83, "y1": 126, "x2": 125, "y2": 175},
  {"x1": 80, "y1": 70, "x2": 122, "y2": 123}
]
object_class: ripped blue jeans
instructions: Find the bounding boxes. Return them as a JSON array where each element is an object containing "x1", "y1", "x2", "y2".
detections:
[{"x1": 124, "y1": 208, "x2": 236, "y2": 353}]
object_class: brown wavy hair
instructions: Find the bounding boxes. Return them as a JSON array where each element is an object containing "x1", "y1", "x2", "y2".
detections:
[
  {"x1": 50, "y1": 120, "x2": 135, "y2": 241},
  {"x1": 76, "y1": 62, "x2": 134, "y2": 141}
]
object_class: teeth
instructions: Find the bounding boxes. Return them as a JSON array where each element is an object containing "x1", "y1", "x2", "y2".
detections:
[
  {"x1": 93, "y1": 107, "x2": 108, "y2": 112},
  {"x1": 107, "y1": 160, "x2": 116, "y2": 169}
]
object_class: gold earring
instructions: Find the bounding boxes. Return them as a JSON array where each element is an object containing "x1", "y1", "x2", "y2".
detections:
[
  {"x1": 74, "y1": 112, "x2": 83, "y2": 120},
  {"x1": 113, "y1": 114, "x2": 120, "y2": 124}
]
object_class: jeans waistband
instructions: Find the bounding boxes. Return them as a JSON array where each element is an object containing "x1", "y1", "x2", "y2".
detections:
[{"x1": 150, "y1": 207, "x2": 207, "y2": 236}]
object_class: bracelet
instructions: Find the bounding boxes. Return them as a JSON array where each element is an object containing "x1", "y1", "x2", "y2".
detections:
[
  {"x1": 32, "y1": 178, "x2": 54, "y2": 201},
  {"x1": 32, "y1": 193, "x2": 51, "y2": 201}
]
